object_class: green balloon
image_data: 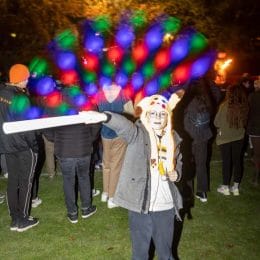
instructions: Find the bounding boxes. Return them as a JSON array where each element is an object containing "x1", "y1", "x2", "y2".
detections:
[
  {"x1": 159, "y1": 73, "x2": 171, "y2": 89},
  {"x1": 29, "y1": 57, "x2": 49, "y2": 76},
  {"x1": 82, "y1": 71, "x2": 96, "y2": 83},
  {"x1": 93, "y1": 16, "x2": 111, "y2": 33},
  {"x1": 190, "y1": 33, "x2": 207, "y2": 53},
  {"x1": 56, "y1": 29, "x2": 77, "y2": 50},
  {"x1": 131, "y1": 11, "x2": 146, "y2": 29},
  {"x1": 122, "y1": 58, "x2": 136, "y2": 75},
  {"x1": 142, "y1": 62, "x2": 155, "y2": 80},
  {"x1": 67, "y1": 86, "x2": 81, "y2": 97},
  {"x1": 102, "y1": 62, "x2": 115, "y2": 77},
  {"x1": 163, "y1": 17, "x2": 181, "y2": 34},
  {"x1": 56, "y1": 102, "x2": 69, "y2": 115},
  {"x1": 10, "y1": 95, "x2": 30, "y2": 114}
]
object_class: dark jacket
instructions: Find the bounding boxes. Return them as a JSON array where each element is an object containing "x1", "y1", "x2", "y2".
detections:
[
  {"x1": 184, "y1": 97, "x2": 213, "y2": 143},
  {"x1": 54, "y1": 123, "x2": 100, "y2": 158},
  {"x1": 104, "y1": 112, "x2": 183, "y2": 220},
  {"x1": 0, "y1": 83, "x2": 38, "y2": 153},
  {"x1": 247, "y1": 91, "x2": 260, "y2": 136}
]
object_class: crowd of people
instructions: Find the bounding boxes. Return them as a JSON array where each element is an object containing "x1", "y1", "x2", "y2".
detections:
[{"x1": 0, "y1": 63, "x2": 259, "y2": 259}]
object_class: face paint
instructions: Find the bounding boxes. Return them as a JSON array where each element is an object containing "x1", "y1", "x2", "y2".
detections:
[{"x1": 147, "y1": 106, "x2": 168, "y2": 130}]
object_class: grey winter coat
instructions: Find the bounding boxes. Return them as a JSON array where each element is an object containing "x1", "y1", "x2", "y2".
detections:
[{"x1": 104, "y1": 112, "x2": 183, "y2": 220}]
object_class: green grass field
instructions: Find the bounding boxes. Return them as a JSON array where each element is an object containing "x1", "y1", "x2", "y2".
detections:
[{"x1": 0, "y1": 149, "x2": 259, "y2": 259}]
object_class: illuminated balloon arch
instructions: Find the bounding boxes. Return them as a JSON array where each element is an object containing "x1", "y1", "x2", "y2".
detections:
[{"x1": 13, "y1": 11, "x2": 216, "y2": 120}]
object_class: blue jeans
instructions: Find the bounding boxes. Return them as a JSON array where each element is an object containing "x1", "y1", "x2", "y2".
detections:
[
  {"x1": 58, "y1": 156, "x2": 91, "y2": 214},
  {"x1": 128, "y1": 209, "x2": 175, "y2": 260}
]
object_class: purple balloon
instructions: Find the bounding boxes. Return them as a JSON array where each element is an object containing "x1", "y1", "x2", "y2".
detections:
[
  {"x1": 115, "y1": 25, "x2": 135, "y2": 49},
  {"x1": 25, "y1": 106, "x2": 42, "y2": 119},
  {"x1": 99, "y1": 76, "x2": 112, "y2": 89},
  {"x1": 56, "y1": 51, "x2": 76, "y2": 70},
  {"x1": 84, "y1": 33, "x2": 104, "y2": 54},
  {"x1": 84, "y1": 83, "x2": 98, "y2": 96},
  {"x1": 73, "y1": 94, "x2": 87, "y2": 107},
  {"x1": 170, "y1": 37, "x2": 190, "y2": 63},
  {"x1": 145, "y1": 25, "x2": 163, "y2": 51},
  {"x1": 131, "y1": 72, "x2": 144, "y2": 91},
  {"x1": 191, "y1": 53, "x2": 215, "y2": 78},
  {"x1": 145, "y1": 79, "x2": 159, "y2": 96},
  {"x1": 115, "y1": 71, "x2": 128, "y2": 87},
  {"x1": 36, "y1": 76, "x2": 55, "y2": 96}
]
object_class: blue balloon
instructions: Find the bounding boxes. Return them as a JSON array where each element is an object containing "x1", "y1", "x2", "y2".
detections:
[
  {"x1": 115, "y1": 71, "x2": 128, "y2": 87},
  {"x1": 99, "y1": 76, "x2": 112, "y2": 89},
  {"x1": 84, "y1": 83, "x2": 98, "y2": 96},
  {"x1": 145, "y1": 25, "x2": 163, "y2": 51},
  {"x1": 170, "y1": 37, "x2": 190, "y2": 63},
  {"x1": 145, "y1": 79, "x2": 159, "y2": 96},
  {"x1": 73, "y1": 94, "x2": 87, "y2": 107},
  {"x1": 25, "y1": 107, "x2": 42, "y2": 119},
  {"x1": 67, "y1": 108, "x2": 77, "y2": 115},
  {"x1": 84, "y1": 33, "x2": 104, "y2": 54},
  {"x1": 131, "y1": 72, "x2": 144, "y2": 91},
  {"x1": 115, "y1": 25, "x2": 135, "y2": 49},
  {"x1": 36, "y1": 76, "x2": 55, "y2": 96},
  {"x1": 191, "y1": 54, "x2": 213, "y2": 78},
  {"x1": 56, "y1": 51, "x2": 76, "y2": 70}
]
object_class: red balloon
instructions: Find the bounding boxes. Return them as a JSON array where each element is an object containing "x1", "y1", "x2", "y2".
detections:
[
  {"x1": 154, "y1": 49, "x2": 171, "y2": 71},
  {"x1": 107, "y1": 45, "x2": 124, "y2": 64},
  {"x1": 172, "y1": 64, "x2": 191, "y2": 84},
  {"x1": 123, "y1": 83, "x2": 134, "y2": 99},
  {"x1": 80, "y1": 102, "x2": 91, "y2": 111},
  {"x1": 82, "y1": 52, "x2": 99, "y2": 71},
  {"x1": 45, "y1": 91, "x2": 62, "y2": 107},
  {"x1": 60, "y1": 70, "x2": 79, "y2": 85},
  {"x1": 132, "y1": 42, "x2": 149, "y2": 65}
]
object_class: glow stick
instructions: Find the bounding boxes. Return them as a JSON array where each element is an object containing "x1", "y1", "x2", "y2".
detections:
[{"x1": 3, "y1": 113, "x2": 87, "y2": 134}]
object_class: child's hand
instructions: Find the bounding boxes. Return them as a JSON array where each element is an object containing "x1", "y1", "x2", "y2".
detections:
[{"x1": 167, "y1": 170, "x2": 178, "y2": 182}]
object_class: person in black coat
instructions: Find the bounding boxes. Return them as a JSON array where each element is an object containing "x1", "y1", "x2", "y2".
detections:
[
  {"x1": 247, "y1": 78, "x2": 260, "y2": 185},
  {"x1": 183, "y1": 78, "x2": 213, "y2": 202},
  {"x1": 0, "y1": 64, "x2": 39, "y2": 232},
  {"x1": 53, "y1": 119, "x2": 101, "y2": 223}
]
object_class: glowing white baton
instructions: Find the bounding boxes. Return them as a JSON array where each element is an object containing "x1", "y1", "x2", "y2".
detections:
[{"x1": 2, "y1": 111, "x2": 106, "y2": 134}]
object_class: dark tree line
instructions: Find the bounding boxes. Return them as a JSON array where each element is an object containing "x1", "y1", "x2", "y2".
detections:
[{"x1": 0, "y1": 0, "x2": 259, "y2": 74}]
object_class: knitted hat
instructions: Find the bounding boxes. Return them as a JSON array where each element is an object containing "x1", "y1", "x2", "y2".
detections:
[{"x1": 9, "y1": 64, "x2": 30, "y2": 84}]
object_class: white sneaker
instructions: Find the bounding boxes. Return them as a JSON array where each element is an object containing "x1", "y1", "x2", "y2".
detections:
[
  {"x1": 217, "y1": 185, "x2": 230, "y2": 196},
  {"x1": 230, "y1": 186, "x2": 239, "y2": 196},
  {"x1": 95, "y1": 163, "x2": 103, "y2": 170},
  {"x1": 32, "y1": 197, "x2": 42, "y2": 208},
  {"x1": 107, "y1": 198, "x2": 118, "y2": 209},
  {"x1": 101, "y1": 192, "x2": 108, "y2": 202},
  {"x1": 92, "y1": 189, "x2": 100, "y2": 197},
  {"x1": 0, "y1": 193, "x2": 4, "y2": 204},
  {"x1": 4, "y1": 173, "x2": 8, "y2": 179}
]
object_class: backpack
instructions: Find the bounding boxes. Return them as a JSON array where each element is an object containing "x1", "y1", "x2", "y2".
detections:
[{"x1": 190, "y1": 110, "x2": 210, "y2": 129}]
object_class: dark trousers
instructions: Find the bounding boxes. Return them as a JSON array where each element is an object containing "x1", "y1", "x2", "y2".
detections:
[
  {"x1": 250, "y1": 136, "x2": 260, "y2": 171},
  {"x1": 128, "y1": 209, "x2": 175, "y2": 260},
  {"x1": 58, "y1": 156, "x2": 92, "y2": 214},
  {"x1": 5, "y1": 150, "x2": 37, "y2": 220},
  {"x1": 219, "y1": 139, "x2": 244, "y2": 185},
  {"x1": 192, "y1": 141, "x2": 209, "y2": 192},
  {"x1": 0, "y1": 154, "x2": 8, "y2": 174},
  {"x1": 32, "y1": 136, "x2": 45, "y2": 199}
]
